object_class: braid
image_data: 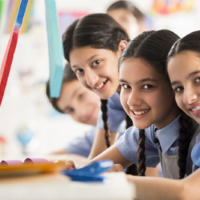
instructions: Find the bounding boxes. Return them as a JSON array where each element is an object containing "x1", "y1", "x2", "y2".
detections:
[
  {"x1": 100, "y1": 99, "x2": 110, "y2": 148},
  {"x1": 178, "y1": 111, "x2": 194, "y2": 179},
  {"x1": 125, "y1": 113, "x2": 138, "y2": 175},
  {"x1": 137, "y1": 129, "x2": 146, "y2": 176}
]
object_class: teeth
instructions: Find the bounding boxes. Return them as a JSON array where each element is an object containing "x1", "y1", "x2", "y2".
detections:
[
  {"x1": 133, "y1": 109, "x2": 149, "y2": 115},
  {"x1": 95, "y1": 82, "x2": 104, "y2": 89},
  {"x1": 192, "y1": 106, "x2": 200, "y2": 112}
]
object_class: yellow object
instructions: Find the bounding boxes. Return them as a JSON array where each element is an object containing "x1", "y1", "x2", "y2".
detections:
[
  {"x1": 7, "y1": 0, "x2": 21, "y2": 33},
  {"x1": 0, "y1": 160, "x2": 66, "y2": 178},
  {"x1": 21, "y1": 0, "x2": 33, "y2": 33}
]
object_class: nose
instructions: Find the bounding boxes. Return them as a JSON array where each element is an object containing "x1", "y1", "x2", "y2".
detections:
[
  {"x1": 183, "y1": 86, "x2": 197, "y2": 105},
  {"x1": 127, "y1": 89, "x2": 143, "y2": 107},
  {"x1": 85, "y1": 69, "x2": 99, "y2": 88}
]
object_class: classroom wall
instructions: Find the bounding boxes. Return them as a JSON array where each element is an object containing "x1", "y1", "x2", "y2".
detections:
[{"x1": 0, "y1": 0, "x2": 200, "y2": 158}]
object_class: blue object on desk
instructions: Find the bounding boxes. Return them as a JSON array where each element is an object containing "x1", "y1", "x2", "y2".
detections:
[{"x1": 62, "y1": 160, "x2": 113, "y2": 182}]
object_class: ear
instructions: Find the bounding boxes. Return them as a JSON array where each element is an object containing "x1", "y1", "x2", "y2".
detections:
[{"x1": 117, "y1": 40, "x2": 128, "y2": 55}]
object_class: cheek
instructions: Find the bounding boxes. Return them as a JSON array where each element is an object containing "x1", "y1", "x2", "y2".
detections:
[
  {"x1": 175, "y1": 95, "x2": 184, "y2": 110},
  {"x1": 120, "y1": 90, "x2": 129, "y2": 110},
  {"x1": 150, "y1": 90, "x2": 172, "y2": 110},
  {"x1": 77, "y1": 76, "x2": 87, "y2": 87}
]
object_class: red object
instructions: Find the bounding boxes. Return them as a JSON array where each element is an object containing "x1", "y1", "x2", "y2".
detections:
[
  {"x1": 0, "y1": 29, "x2": 19, "y2": 105},
  {"x1": 0, "y1": 136, "x2": 6, "y2": 143}
]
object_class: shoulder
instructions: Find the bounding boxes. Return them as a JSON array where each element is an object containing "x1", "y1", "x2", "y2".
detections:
[
  {"x1": 191, "y1": 132, "x2": 200, "y2": 171},
  {"x1": 107, "y1": 92, "x2": 123, "y2": 109}
]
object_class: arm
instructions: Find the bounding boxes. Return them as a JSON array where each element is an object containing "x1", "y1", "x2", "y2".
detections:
[
  {"x1": 88, "y1": 128, "x2": 119, "y2": 159},
  {"x1": 84, "y1": 144, "x2": 132, "y2": 168},
  {"x1": 127, "y1": 168, "x2": 200, "y2": 200}
]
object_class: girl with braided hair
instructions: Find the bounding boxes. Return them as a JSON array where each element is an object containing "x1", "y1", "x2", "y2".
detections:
[
  {"x1": 62, "y1": 13, "x2": 157, "y2": 176},
  {"x1": 167, "y1": 30, "x2": 200, "y2": 174},
  {"x1": 119, "y1": 29, "x2": 200, "y2": 200},
  {"x1": 69, "y1": 29, "x2": 199, "y2": 180},
  {"x1": 65, "y1": 30, "x2": 200, "y2": 200}
]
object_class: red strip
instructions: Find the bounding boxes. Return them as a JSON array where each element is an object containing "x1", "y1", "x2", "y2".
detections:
[{"x1": 0, "y1": 31, "x2": 19, "y2": 105}]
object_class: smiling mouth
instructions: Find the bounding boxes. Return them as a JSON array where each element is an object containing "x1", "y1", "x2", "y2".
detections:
[
  {"x1": 94, "y1": 79, "x2": 108, "y2": 90},
  {"x1": 132, "y1": 109, "x2": 150, "y2": 115},
  {"x1": 190, "y1": 106, "x2": 200, "y2": 112}
]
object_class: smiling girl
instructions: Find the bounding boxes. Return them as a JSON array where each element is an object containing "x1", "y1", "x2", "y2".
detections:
[
  {"x1": 73, "y1": 29, "x2": 200, "y2": 179},
  {"x1": 62, "y1": 13, "x2": 160, "y2": 175},
  {"x1": 167, "y1": 30, "x2": 200, "y2": 173},
  {"x1": 46, "y1": 63, "x2": 100, "y2": 158},
  {"x1": 126, "y1": 30, "x2": 200, "y2": 200},
  {"x1": 62, "y1": 13, "x2": 140, "y2": 174}
]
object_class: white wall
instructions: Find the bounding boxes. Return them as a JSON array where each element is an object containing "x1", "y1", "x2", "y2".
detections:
[{"x1": 0, "y1": 0, "x2": 200, "y2": 159}]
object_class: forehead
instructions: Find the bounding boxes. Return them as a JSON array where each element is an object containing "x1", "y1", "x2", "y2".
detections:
[
  {"x1": 70, "y1": 46, "x2": 113, "y2": 65},
  {"x1": 119, "y1": 58, "x2": 162, "y2": 79},
  {"x1": 168, "y1": 51, "x2": 200, "y2": 80}
]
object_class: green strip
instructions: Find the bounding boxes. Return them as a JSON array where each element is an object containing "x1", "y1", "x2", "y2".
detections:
[{"x1": 0, "y1": 0, "x2": 3, "y2": 23}]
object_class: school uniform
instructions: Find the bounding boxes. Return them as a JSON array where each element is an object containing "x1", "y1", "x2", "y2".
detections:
[
  {"x1": 65, "y1": 92, "x2": 126, "y2": 157},
  {"x1": 65, "y1": 126, "x2": 97, "y2": 157},
  {"x1": 97, "y1": 92, "x2": 126, "y2": 133},
  {"x1": 191, "y1": 128, "x2": 200, "y2": 172},
  {"x1": 65, "y1": 126, "x2": 124, "y2": 157},
  {"x1": 117, "y1": 115, "x2": 200, "y2": 179}
]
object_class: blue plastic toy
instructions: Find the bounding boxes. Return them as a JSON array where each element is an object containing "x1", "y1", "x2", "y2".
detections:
[{"x1": 62, "y1": 160, "x2": 114, "y2": 182}]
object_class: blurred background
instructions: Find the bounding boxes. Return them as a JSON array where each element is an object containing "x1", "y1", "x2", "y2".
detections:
[{"x1": 0, "y1": 0, "x2": 200, "y2": 158}]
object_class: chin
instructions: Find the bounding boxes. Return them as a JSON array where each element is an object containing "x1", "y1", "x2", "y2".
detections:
[
  {"x1": 99, "y1": 93, "x2": 113, "y2": 100},
  {"x1": 133, "y1": 122, "x2": 151, "y2": 130}
]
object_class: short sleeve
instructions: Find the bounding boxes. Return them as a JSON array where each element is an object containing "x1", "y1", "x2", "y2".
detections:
[
  {"x1": 64, "y1": 126, "x2": 97, "y2": 157},
  {"x1": 117, "y1": 125, "x2": 160, "y2": 167},
  {"x1": 97, "y1": 92, "x2": 126, "y2": 133},
  {"x1": 191, "y1": 133, "x2": 200, "y2": 172}
]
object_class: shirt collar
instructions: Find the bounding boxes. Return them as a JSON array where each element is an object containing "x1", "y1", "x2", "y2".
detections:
[{"x1": 155, "y1": 114, "x2": 181, "y2": 154}]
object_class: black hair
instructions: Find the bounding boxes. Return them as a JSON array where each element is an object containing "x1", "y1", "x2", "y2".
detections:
[
  {"x1": 107, "y1": 0, "x2": 144, "y2": 23},
  {"x1": 46, "y1": 63, "x2": 77, "y2": 113},
  {"x1": 62, "y1": 13, "x2": 130, "y2": 149},
  {"x1": 119, "y1": 29, "x2": 192, "y2": 178},
  {"x1": 62, "y1": 13, "x2": 130, "y2": 62},
  {"x1": 167, "y1": 30, "x2": 200, "y2": 61},
  {"x1": 167, "y1": 30, "x2": 200, "y2": 178}
]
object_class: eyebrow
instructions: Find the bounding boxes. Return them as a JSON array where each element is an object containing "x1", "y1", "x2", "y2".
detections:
[
  {"x1": 71, "y1": 54, "x2": 100, "y2": 69},
  {"x1": 119, "y1": 78, "x2": 157, "y2": 85},
  {"x1": 171, "y1": 70, "x2": 200, "y2": 86}
]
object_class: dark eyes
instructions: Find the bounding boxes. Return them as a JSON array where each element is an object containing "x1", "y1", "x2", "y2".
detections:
[
  {"x1": 75, "y1": 69, "x2": 84, "y2": 74},
  {"x1": 78, "y1": 94, "x2": 83, "y2": 99},
  {"x1": 143, "y1": 84, "x2": 153, "y2": 89},
  {"x1": 122, "y1": 84, "x2": 131, "y2": 89},
  {"x1": 174, "y1": 77, "x2": 200, "y2": 93},
  {"x1": 67, "y1": 108, "x2": 74, "y2": 114},
  {"x1": 174, "y1": 87, "x2": 183, "y2": 92},
  {"x1": 195, "y1": 77, "x2": 200, "y2": 83},
  {"x1": 92, "y1": 60, "x2": 100, "y2": 66}
]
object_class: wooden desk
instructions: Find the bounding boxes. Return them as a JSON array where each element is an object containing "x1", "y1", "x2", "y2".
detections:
[{"x1": 0, "y1": 172, "x2": 134, "y2": 200}]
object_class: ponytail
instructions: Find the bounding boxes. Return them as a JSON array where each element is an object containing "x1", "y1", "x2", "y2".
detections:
[
  {"x1": 178, "y1": 111, "x2": 194, "y2": 179},
  {"x1": 100, "y1": 99, "x2": 110, "y2": 148}
]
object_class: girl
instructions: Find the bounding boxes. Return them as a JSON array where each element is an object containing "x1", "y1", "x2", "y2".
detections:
[
  {"x1": 107, "y1": 0, "x2": 145, "y2": 40},
  {"x1": 125, "y1": 30, "x2": 200, "y2": 200},
  {"x1": 66, "y1": 30, "x2": 200, "y2": 200},
  {"x1": 167, "y1": 30, "x2": 200, "y2": 173},
  {"x1": 62, "y1": 13, "x2": 157, "y2": 176},
  {"x1": 46, "y1": 63, "x2": 100, "y2": 158},
  {"x1": 68, "y1": 29, "x2": 199, "y2": 179}
]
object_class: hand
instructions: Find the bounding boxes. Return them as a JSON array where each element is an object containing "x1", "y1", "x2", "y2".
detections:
[
  {"x1": 65, "y1": 160, "x2": 76, "y2": 170},
  {"x1": 108, "y1": 164, "x2": 125, "y2": 172}
]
